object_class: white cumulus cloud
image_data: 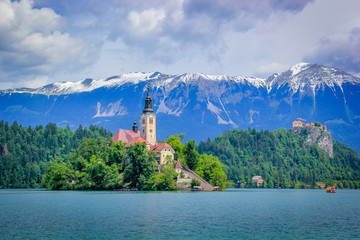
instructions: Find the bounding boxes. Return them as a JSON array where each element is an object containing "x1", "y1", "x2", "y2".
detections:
[
  {"x1": 0, "y1": 0, "x2": 88, "y2": 88},
  {"x1": 128, "y1": 8, "x2": 166, "y2": 36}
]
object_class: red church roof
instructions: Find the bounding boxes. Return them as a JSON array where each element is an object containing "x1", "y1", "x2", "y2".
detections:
[
  {"x1": 125, "y1": 137, "x2": 150, "y2": 148},
  {"x1": 112, "y1": 129, "x2": 140, "y2": 143},
  {"x1": 153, "y1": 143, "x2": 173, "y2": 152}
]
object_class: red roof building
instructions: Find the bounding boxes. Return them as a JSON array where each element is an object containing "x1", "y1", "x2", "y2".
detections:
[
  {"x1": 112, "y1": 129, "x2": 140, "y2": 144},
  {"x1": 152, "y1": 142, "x2": 175, "y2": 165},
  {"x1": 153, "y1": 143, "x2": 173, "y2": 152},
  {"x1": 124, "y1": 136, "x2": 150, "y2": 148},
  {"x1": 292, "y1": 120, "x2": 303, "y2": 127}
]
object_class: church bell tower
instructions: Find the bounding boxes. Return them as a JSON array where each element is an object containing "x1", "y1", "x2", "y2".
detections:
[{"x1": 140, "y1": 85, "x2": 156, "y2": 145}]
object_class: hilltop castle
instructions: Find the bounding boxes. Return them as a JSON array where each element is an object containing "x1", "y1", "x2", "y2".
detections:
[{"x1": 292, "y1": 118, "x2": 327, "y2": 131}]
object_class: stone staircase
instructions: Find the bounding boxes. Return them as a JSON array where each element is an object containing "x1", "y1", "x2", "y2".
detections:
[{"x1": 180, "y1": 163, "x2": 214, "y2": 191}]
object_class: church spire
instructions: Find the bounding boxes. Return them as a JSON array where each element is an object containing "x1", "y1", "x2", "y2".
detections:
[
  {"x1": 140, "y1": 84, "x2": 156, "y2": 145},
  {"x1": 143, "y1": 85, "x2": 153, "y2": 113}
]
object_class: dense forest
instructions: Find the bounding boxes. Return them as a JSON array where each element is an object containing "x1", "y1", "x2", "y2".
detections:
[
  {"x1": 197, "y1": 128, "x2": 360, "y2": 189},
  {"x1": 0, "y1": 121, "x2": 112, "y2": 188}
]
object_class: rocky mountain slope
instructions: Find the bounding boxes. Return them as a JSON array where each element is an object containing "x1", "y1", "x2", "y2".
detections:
[{"x1": 1, "y1": 63, "x2": 360, "y2": 152}]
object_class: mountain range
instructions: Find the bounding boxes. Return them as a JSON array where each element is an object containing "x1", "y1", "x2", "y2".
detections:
[{"x1": 1, "y1": 63, "x2": 360, "y2": 153}]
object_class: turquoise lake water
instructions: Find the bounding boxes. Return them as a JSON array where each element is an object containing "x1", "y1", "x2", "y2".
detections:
[{"x1": 0, "y1": 189, "x2": 359, "y2": 239}]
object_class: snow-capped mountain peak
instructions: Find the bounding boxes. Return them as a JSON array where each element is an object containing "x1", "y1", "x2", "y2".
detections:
[
  {"x1": 290, "y1": 62, "x2": 311, "y2": 76},
  {"x1": 7, "y1": 72, "x2": 158, "y2": 95},
  {"x1": 2, "y1": 63, "x2": 360, "y2": 96},
  {"x1": 266, "y1": 63, "x2": 360, "y2": 94}
]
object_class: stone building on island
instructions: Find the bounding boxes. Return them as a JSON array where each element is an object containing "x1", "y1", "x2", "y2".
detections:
[
  {"x1": 111, "y1": 85, "x2": 215, "y2": 190},
  {"x1": 112, "y1": 85, "x2": 174, "y2": 165}
]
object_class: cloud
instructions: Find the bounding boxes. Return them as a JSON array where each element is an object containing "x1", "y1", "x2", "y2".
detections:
[
  {"x1": 255, "y1": 63, "x2": 290, "y2": 76},
  {"x1": 82, "y1": 0, "x2": 360, "y2": 79},
  {"x1": 101, "y1": 0, "x2": 313, "y2": 70},
  {"x1": 305, "y1": 28, "x2": 360, "y2": 74},
  {"x1": 0, "y1": 0, "x2": 96, "y2": 88},
  {"x1": 1, "y1": 0, "x2": 360, "y2": 89},
  {"x1": 128, "y1": 8, "x2": 166, "y2": 36}
]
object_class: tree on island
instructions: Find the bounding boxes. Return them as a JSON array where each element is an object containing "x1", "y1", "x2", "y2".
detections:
[
  {"x1": 184, "y1": 139, "x2": 199, "y2": 170},
  {"x1": 191, "y1": 178, "x2": 201, "y2": 187},
  {"x1": 123, "y1": 143, "x2": 158, "y2": 190},
  {"x1": 166, "y1": 134, "x2": 185, "y2": 163}
]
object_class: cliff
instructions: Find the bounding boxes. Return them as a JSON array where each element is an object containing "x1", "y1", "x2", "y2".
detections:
[{"x1": 291, "y1": 126, "x2": 334, "y2": 158}]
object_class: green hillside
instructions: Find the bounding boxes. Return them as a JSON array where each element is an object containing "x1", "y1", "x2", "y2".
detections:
[{"x1": 197, "y1": 128, "x2": 360, "y2": 189}]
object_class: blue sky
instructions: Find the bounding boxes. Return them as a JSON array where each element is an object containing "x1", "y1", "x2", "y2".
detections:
[{"x1": 0, "y1": 0, "x2": 360, "y2": 89}]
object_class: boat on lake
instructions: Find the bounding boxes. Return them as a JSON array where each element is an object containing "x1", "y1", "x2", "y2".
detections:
[
  {"x1": 116, "y1": 187, "x2": 139, "y2": 191},
  {"x1": 191, "y1": 186, "x2": 204, "y2": 191},
  {"x1": 326, "y1": 187, "x2": 336, "y2": 193}
]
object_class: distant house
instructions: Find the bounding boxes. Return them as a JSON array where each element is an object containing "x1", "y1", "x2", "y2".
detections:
[
  {"x1": 68, "y1": 179, "x2": 76, "y2": 184},
  {"x1": 252, "y1": 176, "x2": 264, "y2": 186}
]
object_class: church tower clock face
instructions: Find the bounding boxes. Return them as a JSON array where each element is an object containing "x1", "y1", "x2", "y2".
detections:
[{"x1": 140, "y1": 85, "x2": 156, "y2": 145}]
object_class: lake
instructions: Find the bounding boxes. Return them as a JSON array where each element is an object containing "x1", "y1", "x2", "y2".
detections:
[{"x1": 0, "y1": 189, "x2": 359, "y2": 239}]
